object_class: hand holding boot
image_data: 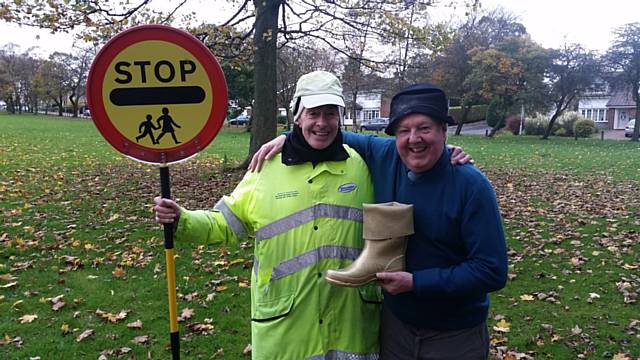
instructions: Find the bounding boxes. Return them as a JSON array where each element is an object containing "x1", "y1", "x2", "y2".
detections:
[{"x1": 376, "y1": 271, "x2": 412, "y2": 295}]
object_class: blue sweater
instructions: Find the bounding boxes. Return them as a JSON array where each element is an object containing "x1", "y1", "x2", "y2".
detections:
[{"x1": 343, "y1": 132, "x2": 508, "y2": 330}]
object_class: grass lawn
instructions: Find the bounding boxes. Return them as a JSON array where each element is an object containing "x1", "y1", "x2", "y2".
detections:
[{"x1": 1, "y1": 113, "x2": 639, "y2": 359}]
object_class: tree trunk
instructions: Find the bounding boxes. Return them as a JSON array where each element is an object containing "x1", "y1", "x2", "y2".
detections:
[
  {"x1": 57, "y1": 95, "x2": 63, "y2": 116},
  {"x1": 632, "y1": 84, "x2": 640, "y2": 142},
  {"x1": 454, "y1": 104, "x2": 472, "y2": 136},
  {"x1": 70, "y1": 94, "x2": 78, "y2": 117},
  {"x1": 286, "y1": 107, "x2": 292, "y2": 131},
  {"x1": 351, "y1": 91, "x2": 358, "y2": 132},
  {"x1": 241, "y1": 0, "x2": 280, "y2": 168},
  {"x1": 7, "y1": 98, "x2": 15, "y2": 114},
  {"x1": 542, "y1": 110, "x2": 562, "y2": 140},
  {"x1": 488, "y1": 117, "x2": 504, "y2": 137}
]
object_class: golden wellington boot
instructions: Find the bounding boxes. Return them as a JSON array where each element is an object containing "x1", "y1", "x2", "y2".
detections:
[{"x1": 325, "y1": 202, "x2": 414, "y2": 287}]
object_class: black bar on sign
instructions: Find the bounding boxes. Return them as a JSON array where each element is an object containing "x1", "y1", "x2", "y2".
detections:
[{"x1": 110, "y1": 86, "x2": 205, "y2": 106}]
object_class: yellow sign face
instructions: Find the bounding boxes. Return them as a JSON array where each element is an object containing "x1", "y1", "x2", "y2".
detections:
[{"x1": 102, "y1": 40, "x2": 213, "y2": 149}]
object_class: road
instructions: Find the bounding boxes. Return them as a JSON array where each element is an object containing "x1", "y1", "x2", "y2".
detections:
[{"x1": 449, "y1": 121, "x2": 630, "y2": 140}]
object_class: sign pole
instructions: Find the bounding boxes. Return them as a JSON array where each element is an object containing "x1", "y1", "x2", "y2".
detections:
[{"x1": 160, "y1": 165, "x2": 180, "y2": 360}]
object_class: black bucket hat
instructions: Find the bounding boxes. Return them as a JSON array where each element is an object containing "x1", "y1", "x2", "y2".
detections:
[{"x1": 385, "y1": 83, "x2": 456, "y2": 135}]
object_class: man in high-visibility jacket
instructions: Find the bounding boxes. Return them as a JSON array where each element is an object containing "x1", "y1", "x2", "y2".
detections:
[{"x1": 154, "y1": 71, "x2": 381, "y2": 360}]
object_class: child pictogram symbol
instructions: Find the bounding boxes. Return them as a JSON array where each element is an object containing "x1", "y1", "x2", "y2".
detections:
[
  {"x1": 155, "y1": 107, "x2": 182, "y2": 145},
  {"x1": 134, "y1": 108, "x2": 182, "y2": 145},
  {"x1": 136, "y1": 114, "x2": 160, "y2": 144}
]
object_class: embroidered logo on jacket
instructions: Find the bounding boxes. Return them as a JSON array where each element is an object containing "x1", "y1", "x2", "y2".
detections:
[{"x1": 338, "y1": 183, "x2": 357, "y2": 193}]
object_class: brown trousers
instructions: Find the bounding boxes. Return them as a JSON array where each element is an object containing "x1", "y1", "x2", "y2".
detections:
[{"x1": 380, "y1": 305, "x2": 489, "y2": 360}]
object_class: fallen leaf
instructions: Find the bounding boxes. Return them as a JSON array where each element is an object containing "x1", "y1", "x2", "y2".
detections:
[
  {"x1": 238, "y1": 276, "x2": 250, "y2": 288},
  {"x1": 19, "y1": 314, "x2": 37, "y2": 324},
  {"x1": 132, "y1": 335, "x2": 150, "y2": 345},
  {"x1": 228, "y1": 258, "x2": 245, "y2": 266},
  {"x1": 571, "y1": 325, "x2": 582, "y2": 335},
  {"x1": 612, "y1": 353, "x2": 632, "y2": 360},
  {"x1": 519, "y1": 294, "x2": 535, "y2": 301},
  {"x1": 183, "y1": 292, "x2": 199, "y2": 301},
  {"x1": 243, "y1": 343, "x2": 252, "y2": 356},
  {"x1": 127, "y1": 320, "x2": 143, "y2": 329},
  {"x1": 76, "y1": 329, "x2": 95, "y2": 342},
  {"x1": 493, "y1": 319, "x2": 510, "y2": 333},
  {"x1": 112, "y1": 267, "x2": 126, "y2": 278},
  {"x1": 0, "y1": 281, "x2": 18, "y2": 289},
  {"x1": 0, "y1": 274, "x2": 17, "y2": 281},
  {"x1": 187, "y1": 322, "x2": 214, "y2": 334},
  {"x1": 96, "y1": 309, "x2": 129, "y2": 323},
  {"x1": 178, "y1": 308, "x2": 194, "y2": 322}
]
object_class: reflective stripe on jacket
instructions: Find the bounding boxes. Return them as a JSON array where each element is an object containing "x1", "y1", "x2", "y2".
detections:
[{"x1": 174, "y1": 145, "x2": 381, "y2": 360}]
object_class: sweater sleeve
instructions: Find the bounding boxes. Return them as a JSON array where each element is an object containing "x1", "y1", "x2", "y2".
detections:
[
  {"x1": 173, "y1": 171, "x2": 258, "y2": 245},
  {"x1": 412, "y1": 174, "x2": 508, "y2": 298},
  {"x1": 342, "y1": 131, "x2": 395, "y2": 165}
]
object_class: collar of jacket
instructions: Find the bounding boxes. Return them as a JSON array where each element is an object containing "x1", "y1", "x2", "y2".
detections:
[{"x1": 282, "y1": 125, "x2": 350, "y2": 167}]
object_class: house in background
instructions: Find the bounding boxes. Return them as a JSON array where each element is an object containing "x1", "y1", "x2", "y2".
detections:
[
  {"x1": 343, "y1": 90, "x2": 390, "y2": 126},
  {"x1": 578, "y1": 79, "x2": 636, "y2": 130},
  {"x1": 604, "y1": 89, "x2": 636, "y2": 129}
]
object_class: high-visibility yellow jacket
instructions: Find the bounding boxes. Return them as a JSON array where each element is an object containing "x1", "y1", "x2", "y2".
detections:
[{"x1": 174, "y1": 145, "x2": 381, "y2": 360}]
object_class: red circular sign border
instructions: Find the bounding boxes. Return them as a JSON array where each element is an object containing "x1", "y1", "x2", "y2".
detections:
[{"x1": 87, "y1": 24, "x2": 228, "y2": 164}]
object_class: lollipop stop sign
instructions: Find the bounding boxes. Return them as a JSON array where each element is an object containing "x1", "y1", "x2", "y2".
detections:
[{"x1": 87, "y1": 25, "x2": 228, "y2": 360}]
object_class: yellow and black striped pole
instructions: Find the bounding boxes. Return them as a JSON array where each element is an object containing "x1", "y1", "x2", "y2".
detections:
[{"x1": 160, "y1": 166, "x2": 180, "y2": 360}]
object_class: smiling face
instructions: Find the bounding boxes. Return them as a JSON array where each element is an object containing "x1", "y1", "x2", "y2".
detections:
[
  {"x1": 296, "y1": 105, "x2": 340, "y2": 150},
  {"x1": 395, "y1": 113, "x2": 447, "y2": 173}
]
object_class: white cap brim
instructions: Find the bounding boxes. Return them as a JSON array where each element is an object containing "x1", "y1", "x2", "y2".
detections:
[{"x1": 300, "y1": 94, "x2": 345, "y2": 109}]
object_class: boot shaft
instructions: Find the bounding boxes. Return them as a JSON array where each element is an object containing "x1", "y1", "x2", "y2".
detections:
[{"x1": 363, "y1": 202, "x2": 414, "y2": 240}]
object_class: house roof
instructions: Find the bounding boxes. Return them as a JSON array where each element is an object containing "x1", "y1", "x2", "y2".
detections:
[{"x1": 606, "y1": 90, "x2": 636, "y2": 107}]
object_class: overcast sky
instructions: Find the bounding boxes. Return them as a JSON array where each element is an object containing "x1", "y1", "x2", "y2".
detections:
[{"x1": 0, "y1": 0, "x2": 638, "y2": 57}]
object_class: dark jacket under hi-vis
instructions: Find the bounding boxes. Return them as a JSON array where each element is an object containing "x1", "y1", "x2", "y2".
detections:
[{"x1": 174, "y1": 145, "x2": 381, "y2": 360}]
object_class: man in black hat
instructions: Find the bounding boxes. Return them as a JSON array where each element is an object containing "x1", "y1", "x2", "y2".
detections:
[
  {"x1": 367, "y1": 83, "x2": 508, "y2": 359},
  {"x1": 251, "y1": 83, "x2": 507, "y2": 359}
]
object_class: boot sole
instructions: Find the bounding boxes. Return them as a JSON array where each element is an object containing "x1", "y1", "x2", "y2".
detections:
[{"x1": 324, "y1": 274, "x2": 376, "y2": 288}]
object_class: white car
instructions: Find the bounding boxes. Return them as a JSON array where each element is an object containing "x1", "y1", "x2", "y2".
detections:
[{"x1": 625, "y1": 119, "x2": 636, "y2": 137}]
